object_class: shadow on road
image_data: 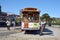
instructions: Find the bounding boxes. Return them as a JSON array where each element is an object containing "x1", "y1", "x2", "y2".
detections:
[
  {"x1": 24, "y1": 28, "x2": 53, "y2": 35},
  {"x1": 14, "y1": 27, "x2": 21, "y2": 30},
  {"x1": 43, "y1": 28, "x2": 53, "y2": 35}
]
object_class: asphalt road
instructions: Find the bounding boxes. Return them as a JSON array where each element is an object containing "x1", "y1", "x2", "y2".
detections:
[
  {"x1": 0, "y1": 27, "x2": 20, "y2": 37},
  {"x1": 0, "y1": 26, "x2": 60, "y2": 40}
]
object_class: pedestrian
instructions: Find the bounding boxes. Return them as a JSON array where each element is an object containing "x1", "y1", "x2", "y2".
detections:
[
  {"x1": 6, "y1": 19, "x2": 11, "y2": 30},
  {"x1": 12, "y1": 21, "x2": 15, "y2": 27},
  {"x1": 40, "y1": 18, "x2": 46, "y2": 35}
]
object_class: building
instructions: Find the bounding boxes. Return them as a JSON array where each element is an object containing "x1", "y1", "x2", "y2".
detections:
[
  {"x1": 7, "y1": 14, "x2": 21, "y2": 26},
  {"x1": 7, "y1": 14, "x2": 20, "y2": 21},
  {"x1": 0, "y1": 6, "x2": 7, "y2": 27},
  {"x1": 0, "y1": 6, "x2": 7, "y2": 22}
]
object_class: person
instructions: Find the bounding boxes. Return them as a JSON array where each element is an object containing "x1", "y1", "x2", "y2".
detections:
[
  {"x1": 12, "y1": 21, "x2": 15, "y2": 27},
  {"x1": 6, "y1": 19, "x2": 11, "y2": 30},
  {"x1": 40, "y1": 18, "x2": 46, "y2": 35},
  {"x1": 28, "y1": 17, "x2": 31, "y2": 22}
]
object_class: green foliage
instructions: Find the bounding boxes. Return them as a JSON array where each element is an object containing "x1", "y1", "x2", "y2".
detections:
[
  {"x1": 15, "y1": 17, "x2": 21, "y2": 26},
  {"x1": 41, "y1": 13, "x2": 50, "y2": 21},
  {"x1": 41, "y1": 13, "x2": 60, "y2": 25},
  {"x1": 15, "y1": 17, "x2": 21, "y2": 23},
  {"x1": 52, "y1": 23, "x2": 60, "y2": 25},
  {"x1": 40, "y1": 13, "x2": 53, "y2": 25}
]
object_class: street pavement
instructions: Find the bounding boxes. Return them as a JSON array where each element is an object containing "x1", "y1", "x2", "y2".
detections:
[
  {"x1": 0, "y1": 26, "x2": 60, "y2": 40},
  {"x1": 0, "y1": 27, "x2": 20, "y2": 37}
]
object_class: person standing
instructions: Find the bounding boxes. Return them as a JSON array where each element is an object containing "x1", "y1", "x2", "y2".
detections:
[
  {"x1": 6, "y1": 19, "x2": 11, "y2": 30},
  {"x1": 40, "y1": 18, "x2": 46, "y2": 35},
  {"x1": 12, "y1": 21, "x2": 15, "y2": 27}
]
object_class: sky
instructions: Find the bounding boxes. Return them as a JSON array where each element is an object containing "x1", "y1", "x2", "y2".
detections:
[{"x1": 0, "y1": 0, "x2": 60, "y2": 18}]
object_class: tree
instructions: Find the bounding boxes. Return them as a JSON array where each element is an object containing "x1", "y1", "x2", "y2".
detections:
[
  {"x1": 41, "y1": 13, "x2": 52, "y2": 26},
  {"x1": 15, "y1": 17, "x2": 21, "y2": 26},
  {"x1": 41, "y1": 13, "x2": 50, "y2": 21}
]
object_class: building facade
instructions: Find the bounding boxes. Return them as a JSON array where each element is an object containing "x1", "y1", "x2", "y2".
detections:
[{"x1": 0, "y1": 6, "x2": 7, "y2": 27}]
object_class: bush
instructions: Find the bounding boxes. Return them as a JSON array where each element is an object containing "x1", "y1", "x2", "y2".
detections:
[
  {"x1": 52, "y1": 23, "x2": 60, "y2": 25},
  {"x1": 15, "y1": 17, "x2": 21, "y2": 26}
]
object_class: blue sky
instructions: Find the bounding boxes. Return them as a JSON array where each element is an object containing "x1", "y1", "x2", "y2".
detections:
[{"x1": 0, "y1": 0, "x2": 60, "y2": 18}]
